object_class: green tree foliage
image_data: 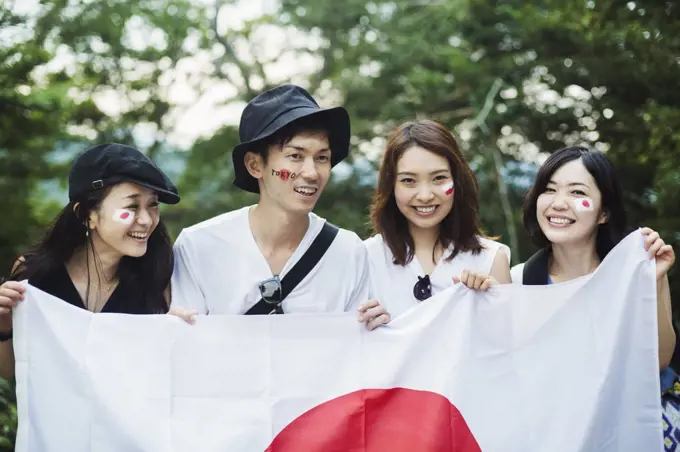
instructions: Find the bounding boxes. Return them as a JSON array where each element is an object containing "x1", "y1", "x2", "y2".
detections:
[
  {"x1": 1, "y1": 0, "x2": 211, "y2": 266},
  {"x1": 0, "y1": 2, "x2": 71, "y2": 275},
  {"x1": 276, "y1": 0, "x2": 680, "y2": 294},
  {"x1": 460, "y1": 0, "x2": 680, "y2": 302}
]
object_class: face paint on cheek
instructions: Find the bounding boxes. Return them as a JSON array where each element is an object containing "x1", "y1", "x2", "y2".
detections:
[
  {"x1": 112, "y1": 209, "x2": 135, "y2": 225},
  {"x1": 272, "y1": 169, "x2": 297, "y2": 181},
  {"x1": 572, "y1": 198, "x2": 594, "y2": 212},
  {"x1": 441, "y1": 181, "x2": 454, "y2": 196}
]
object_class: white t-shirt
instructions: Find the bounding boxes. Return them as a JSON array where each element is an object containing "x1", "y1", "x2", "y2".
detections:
[
  {"x1": 365, "y1": 234, "x2": 511, "y2": 319},
  {"x1": 170, "y1": 205, "x2": 370, "y2": 314}
]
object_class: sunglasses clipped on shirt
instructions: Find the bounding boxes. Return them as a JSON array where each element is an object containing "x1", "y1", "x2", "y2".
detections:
[
  {"x1": 413, "y1": 274, "x2": 432, "y2": 301},
  {"x1": 258, "y1": 275, "x2": 284, "y2": 314}
]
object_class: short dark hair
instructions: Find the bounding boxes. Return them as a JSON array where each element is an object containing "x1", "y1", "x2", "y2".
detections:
[
  {"x1": 252, "y1": 114, "x2": 331, "y2": 163},
  {"x1": 369, "y1": 119, "x2": 485, "y2": 266},
  {"x1": 522, "y1": 146, "x2": 628, "y2": 258}
]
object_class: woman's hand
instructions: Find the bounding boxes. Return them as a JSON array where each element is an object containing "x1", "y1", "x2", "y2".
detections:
[
  {"x1": 453, "y1": 270, "x2": 499, "y2": 292},
  {"x1": 0, "y1": 281, "x2": 24, "y2": 316},
  {"x1": 641, "y1": 227, "x2": 675, "y2": 281},
  {"x1": 357, "y1": 300, "x2": 390, "y2": 331}
]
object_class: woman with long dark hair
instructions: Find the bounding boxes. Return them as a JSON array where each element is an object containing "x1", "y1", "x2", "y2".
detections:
[
  {"x1": 511, "y1": 146, "x2": 675, "y2": 365},
  {"x1": 511, "y1": 146, "x2": 678, "y2": 444},
  {"x1": 358, "y1": 120, "x2": 511, "y2": 328},
  {"x1": 0, "y1": 143, "x2": 193, "y2": 377}
]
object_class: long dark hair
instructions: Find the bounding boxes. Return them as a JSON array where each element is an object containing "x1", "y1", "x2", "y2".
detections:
[
  {"x1": 522, "y1": 146, "x2": 628, "y2": 259},
  {"x1": 8, "y1": 188, "x2": 172, "y2": 314},
  {"x1": 370, "y1": 119, "x2": 485, "y2": 266}
]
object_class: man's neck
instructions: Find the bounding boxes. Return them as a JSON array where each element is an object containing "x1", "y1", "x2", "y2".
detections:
[
  {"x1": 550, "y1": 238, "x2": 601, "y2": 282},
  {"x1": 249, "y1": 202, "x2": 310, "y2": 252}
]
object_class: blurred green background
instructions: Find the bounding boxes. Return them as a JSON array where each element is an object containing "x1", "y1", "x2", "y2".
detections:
[{"x1": 1, "y1": 0, "x2": 679, "y2": 448}]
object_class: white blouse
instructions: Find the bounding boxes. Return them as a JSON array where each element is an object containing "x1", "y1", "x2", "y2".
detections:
[{"x1": 365, "y1": 234, "x2": 511, "y2": 319}]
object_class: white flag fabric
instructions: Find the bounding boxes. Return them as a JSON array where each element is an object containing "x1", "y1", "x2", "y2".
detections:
[{"x1": 13, "y1": 229, "x2": 663, "y2": 451}]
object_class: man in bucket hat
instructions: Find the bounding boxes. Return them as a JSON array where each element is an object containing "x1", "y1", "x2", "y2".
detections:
[{"x1": 170, "y1": 84, "x2": 389, "y2": 329}]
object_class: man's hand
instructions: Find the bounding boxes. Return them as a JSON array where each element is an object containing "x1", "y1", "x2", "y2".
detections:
[
  {"x1": 357, "y1": 300, "x2": 390, "y2": 331},
  {"x1": 167, "y1": 307, "x2": 197, "y2": 324}
]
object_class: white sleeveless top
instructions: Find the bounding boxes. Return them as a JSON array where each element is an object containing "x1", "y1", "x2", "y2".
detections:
[{"x1": 364, "y1": 235, "x2": 511, "y2": 319}]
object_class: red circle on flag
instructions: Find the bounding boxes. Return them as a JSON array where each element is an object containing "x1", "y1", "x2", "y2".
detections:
[
  {"x1": 120, "y1": 211, "x2": 130, "y2": 220},
  {"x1": 582, "y1": 200, "x2": 590, "y2": 208},
  {"x1": 265, "y1": 388, "x2": 482, "y2": 452}
]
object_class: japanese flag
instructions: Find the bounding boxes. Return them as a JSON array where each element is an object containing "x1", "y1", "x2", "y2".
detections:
[
  {"x1": 573, "y1": 198, "x2": 594, "y2": 211},
  {"x1": 12, "y1": 230, "x2": 662, "y2": 451},
  {"x1": 441, "y1": 181, "x2": 454, "y2": 196},
  {"x1": 112, "y1": 208, "x2": 135, "y2": 225}
]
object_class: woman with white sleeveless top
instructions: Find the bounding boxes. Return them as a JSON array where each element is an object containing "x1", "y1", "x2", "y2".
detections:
[{"x1": 357, "y1": 120, "x2": 511, "y2": 327}]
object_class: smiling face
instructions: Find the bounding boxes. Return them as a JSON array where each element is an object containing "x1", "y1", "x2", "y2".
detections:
[
  {"x1": 394, "y1": 145, "x2": 455, "y2": 232},
  {"x1": 247, "y1": 130, "x2": 332, "y2": 215},
  {"x1": 87, "y1": 182, "x2": 160, "y2": 258},
  {"x1": 536, "y1": 159, "x2": 608, "y2": 246}
]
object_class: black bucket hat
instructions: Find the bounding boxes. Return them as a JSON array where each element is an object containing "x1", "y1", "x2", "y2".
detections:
[
  {"x1": 68, "y1": 143, "x2": 180, "y2": 204},
  {"x1": 232, "y1": 84, "x2": 351, "y2": 193}
]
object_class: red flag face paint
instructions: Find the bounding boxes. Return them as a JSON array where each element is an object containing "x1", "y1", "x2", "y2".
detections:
[
  {"x1": 572, "y1": 198, "x2": 594, "y2": 212},
  {"x1": 112, "y1": 209, "x2": 135, "y2": 225},
  {"x1": 441, "y1": 181, "x2": 454, "y2": 196}
]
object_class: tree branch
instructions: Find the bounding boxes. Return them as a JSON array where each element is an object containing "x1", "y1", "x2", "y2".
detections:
[
  {"x1": 244, "y1": 35, "x2": 270, "y2": 90},
  {"x1": 307, "y1": 39, "x2": 338, "y2": 95},
  {"x1": 473, "y1": 78, "x2": 520, "y2": 263},
  {"x1": 213, "y1": 0, "x2": 257, "y2": 98},
  {"x1": 0, "y1": 97, "x2": 56, "y2": 113}
]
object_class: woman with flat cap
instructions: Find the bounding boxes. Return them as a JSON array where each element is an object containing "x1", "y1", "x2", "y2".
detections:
[{"x1": 0, "y1": 143, "x2": 193, "y2": 377}]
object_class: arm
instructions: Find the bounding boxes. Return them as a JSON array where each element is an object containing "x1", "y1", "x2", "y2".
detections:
[
  {"x1": 344, "y1": 236, "x2": 390, "y2": 330},
  {"x1": 163, "y1": 285, "x2": 171, "y2": 307},
  {"x1": 165, "y1": 282, "x2": 197, "y2": 324},
  {"x1": 170, "y1": 232, "x2": 208, "y2": 315},
  {"x1": 641, "y1": 227, "x2": 676, "y2": 370},
  {"x1": 0, "y1": 310, "x2": 15, "y2": 379},
  {"x1": 488, "y1": 247, "x2": 512, "y2": 284},
  {"x1": 0, "y1": 257, "x2": 27, "y2": 378},
  {"x1": 345, "y1": 237, "x2": 371, "y2": 313},
  {"x1": 657, "y1": 275, "x2": 675, "y2": 370}
]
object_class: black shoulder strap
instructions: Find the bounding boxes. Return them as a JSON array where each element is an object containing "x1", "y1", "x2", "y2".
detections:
[
  {"x1": 245, "y1": 222, "x2": 340, "y2": 315},
  {"x1": 522, "y1": 247, "x2": 551, "y2": 285}
]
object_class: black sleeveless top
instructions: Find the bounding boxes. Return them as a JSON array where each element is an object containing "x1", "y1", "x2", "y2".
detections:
[
  {"x1": 521, "y1": 248, "x2": 552, "y2": 285},
  {"x1": 29, "y1": 264, "x2": 164, "y2": 315},
  {"x1": 522, "y1": 246, "x2": 610, "y2": 285}
]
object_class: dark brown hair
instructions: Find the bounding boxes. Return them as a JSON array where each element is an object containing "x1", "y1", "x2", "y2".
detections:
[{"x1": 370, "y1": 119, "x2": 485, "y2": 266}]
